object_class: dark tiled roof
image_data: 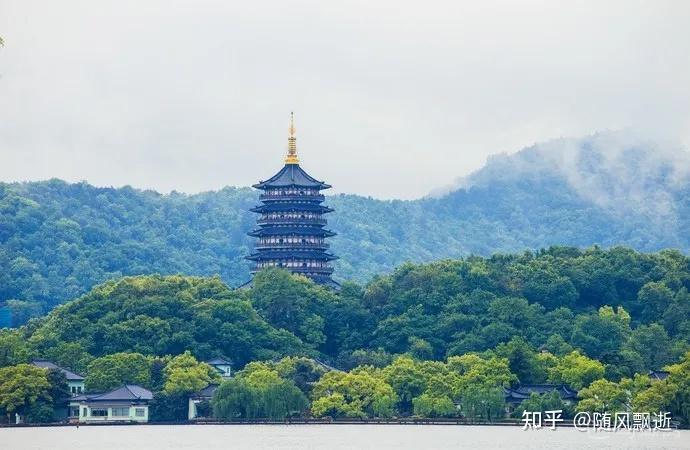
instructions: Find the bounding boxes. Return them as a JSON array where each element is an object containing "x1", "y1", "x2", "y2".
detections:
[
  {"x1": 191, "y1": 383, "x2": 220, "y2": 399},
  {"x1": 253, "y1": 164, "x2": 331, "y2": 190},
  {"x1": 504, "y1": 384, "x2": 578, "y2": 402},
  {"x1": 250, "y1": 203, "x2": 334, "y2": 214},
  {"x1": 86, "y1": 385, "x2": 153, "y2": 402},
  {"x1": 649, "y1": 370, "x2": 670, "y2": 381},
  {"x1": 32, "y1": 359, "x2": 85, "y2": 381},
  {"x1": 246, "y1": 250, "x2": 339, "y2": 261},
  {"x1": 248, "y1": 226, "x2": 336, "y2": 237},
  {"x1": 206, "y1": 358, "x2": 232, "y2": 366}
]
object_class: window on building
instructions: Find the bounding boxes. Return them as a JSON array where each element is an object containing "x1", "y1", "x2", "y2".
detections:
[
  {"x1": 69, "y1": 407, "x2": 79, "y2": 417},
  {"x1": 135, "y1": 408, "x2": 146, "y2": 417},
  {"x1": 91, "y1": 408, "x2": 108, "y2": 417},
  {"x1": 111, "y1": 407, "x2": 130, "y2": 417}
]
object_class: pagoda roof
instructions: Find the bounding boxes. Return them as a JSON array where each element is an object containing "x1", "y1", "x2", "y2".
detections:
[
  {"x1": 250, "y1": 203, "x2": 334, "y2": 214},
  {"x1": 249, "y1": 227, "x2": 336, "y2": 237},
  {"x1": 253, "y1": 164, "x2": 331, "y2": 190},
  {"x1": 246, "y1": 250, "x2": 339, "y2": 261}
]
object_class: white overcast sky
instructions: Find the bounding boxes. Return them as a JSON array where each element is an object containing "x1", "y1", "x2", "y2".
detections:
[{"x1": 1, "y1": 0, "x2": 689, "y2": 199}]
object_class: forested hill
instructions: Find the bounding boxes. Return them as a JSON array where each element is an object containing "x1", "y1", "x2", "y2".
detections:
[{"x1": 1, "y1": 131, "x2": 689, "y2": 320}]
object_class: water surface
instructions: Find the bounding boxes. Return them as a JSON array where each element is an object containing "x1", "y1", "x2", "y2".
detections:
[{"x1": 2, "y1": 424, "x2": 688, "y2": 450}]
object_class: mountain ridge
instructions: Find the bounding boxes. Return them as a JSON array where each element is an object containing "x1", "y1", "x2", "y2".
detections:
[{"x1": 1, "y1": 131, "x2": 688, "y2": 321}]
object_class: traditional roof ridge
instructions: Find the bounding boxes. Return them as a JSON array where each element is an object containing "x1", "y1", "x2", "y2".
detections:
[
  {"x1": 253, "y1": 164, "x2": 331, "y2": 190},
  {"x1": 206, "y1": 357, "x2": 232, "y2": 365},
  {"x1": 87, "y1": 384, "x2": 153, "y2": 401},
  {"x1": 246, "y1": 250, "x2": 339, "y2": 261},
  {"x1": 248, "y1": 227, "x2": 336, "y2": 237},
  {"x1": 32, "y1": 359, "x2": 85, "y2": 381},
  {"x1": 250, "y1": 203, "x2": 334, "y2": 213}
]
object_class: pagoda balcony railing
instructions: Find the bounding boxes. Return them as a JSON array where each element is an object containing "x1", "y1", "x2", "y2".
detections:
[
  {"x1": 256, "y1": 217, "x2": 327, "y2": 226},
  {"x1": 259, "y1": 193, "x2": 325, "y2": 202},
  {"x1": 254, "y1": 242, "x2": 330, "y2": 250},
  {"x1": 251, "y1": 265, "x2": 334, "y2": 274}
]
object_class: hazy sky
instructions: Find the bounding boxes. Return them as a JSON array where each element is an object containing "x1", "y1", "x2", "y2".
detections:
[{"x1": 1, "y1": 1, "x2": 689, "y2": 199}]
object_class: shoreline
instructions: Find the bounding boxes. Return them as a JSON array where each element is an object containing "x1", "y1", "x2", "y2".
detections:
[{"x1": 1, "y1": 419, "x2": 562, "y2": 428}]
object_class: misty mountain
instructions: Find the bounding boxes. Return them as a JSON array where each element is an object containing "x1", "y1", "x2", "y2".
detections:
[{"x1": 1, "y1": 131, "x2": 688, "y2": 319}]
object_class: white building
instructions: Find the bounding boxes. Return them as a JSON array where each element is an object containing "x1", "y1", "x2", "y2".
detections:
[
  {"x1": 206, "y1": 357, "x2": 233, "y2": 378},
  {"x1": 69, "y1": 385, "x2": 153, "y2": 423}
]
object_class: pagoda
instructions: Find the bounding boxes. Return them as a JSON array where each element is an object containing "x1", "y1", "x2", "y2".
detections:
[{"x1": 246, "y1": 113, "x2": 338, "y2": 286}]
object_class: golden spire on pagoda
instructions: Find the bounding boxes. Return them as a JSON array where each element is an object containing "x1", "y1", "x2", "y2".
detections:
[{"x1": 285, "y1": 112, "x2": 299, "y2": 164}]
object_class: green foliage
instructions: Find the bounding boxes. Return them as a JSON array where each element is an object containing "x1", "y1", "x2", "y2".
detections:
[
  {"x1": 5, "y1": 300, "x2": 43, "y2": 328},
  {"x1": 149, "y1": 391, "x2": 189, "y2": 422},
  {"x1": 547, "y1": 351, "x2": 605, "y2": 390},
  {"x1": 2, "y1": 176, "x2": 689, "y2": 323},
  {"x1": 0, "y1": 329, "x2": 34, "y2": 367},
  {"x1": 273, "y1": 356, "x2": 327, "y2": 395},
  {"x1": 576, "y1": 379, "x2": 629, "y2": 413},
  {"x1": 212, "y1": 366, "x2": 308, "y2": 419},
  {"x1": 311, "y1": 370, "x2": 398, "y2": 418},
  {"x1": 41, "y1": 342, "x2": 92, "y2": 376},
  {"x1": 24, "y1": 275, "x2": 307, "y2": 368},
  {"x1": 412, "y1": 393, "x2": 456, "y2": 417},
  {"x1": 163, "y1": 351, "x2": 220, "y2": 395},
  {"x1": 459, "y1": 386, "x2": 505, "y2": 422},
  {"x1": 632, "y1": 351, "x2": 690, "y2": 427},
  {"x1": 85, "y1": 352, "x2": 152, "y2": 391},
  {"x1": 0, "y1": 364, "x2": 51, "y2": 420},
  {"x1": 0, "y1": 244, "x2": 689, "y2": 423},
  {"x1": 493, "y1": 337, "x2": 547, "y2": 384}
]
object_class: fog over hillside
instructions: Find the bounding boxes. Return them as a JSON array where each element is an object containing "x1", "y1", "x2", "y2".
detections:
[
  {"x1": 440, "y1": 131, "x2": 689, "y2": 202},
  {"x1": 434, "y1": 131, "x2": 690, "y2": 228}
]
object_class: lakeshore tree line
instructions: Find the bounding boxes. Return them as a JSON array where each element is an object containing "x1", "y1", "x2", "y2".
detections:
[{"x1": 1, "y1": 247, "x2": 690, "y2": 425}]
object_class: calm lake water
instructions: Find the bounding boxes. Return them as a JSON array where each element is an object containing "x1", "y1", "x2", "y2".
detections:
[{"x1": 2, "y1": 424, "x2": 688, "y2": 450}]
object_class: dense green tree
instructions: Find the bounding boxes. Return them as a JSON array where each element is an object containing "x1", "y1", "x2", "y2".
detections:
[
  {"x1": 163, "y1": 351, "x2": 220, "y2": 395},
  {"x1": 637, "y1": 282, "x2": 675, "y2": 325},
  {"x1": 149, "y1": 391, "x2": 189, "y2": 422},
  {"x1": 460, "y1": 386, "x2": 505, "y2": 422},
  {"x1": 576, "y1": 379, "x2": 629, "y2": 413},
  {"x1": 311, "y1": 370, "x2": 398, "y2": 418},
  {"x1": 41, "y1": 342, "x2": 92, "y2": 375},
  {"x1": 250, "y1": 269, "x2": 331, "y2": 348},
  {"x1": 85, "y1": 352, "x2": 152, "y2": 391},
  {"x1": 274, "y1": 356, "x2": 327, "y2": 395},
  {"x1": 24, "y1": 275, "x2": 308, "y2": 368},
  {"x1": 0, "y1": 329, "x2": 34, "y2": 367},
  {"x1": 625, "y1": 324, "x2": 675, "y2": 371},
  {"x1": 412, "y1": 393, "x2": 457, "y2": 417},
  {"x1": 212, "y1": 367, "x2": 308, "y2": 419},
  {"x1": 382, "y1": 356, "x2": 427, "y2": 413},
  {"x1": 493, "y1": 337, "x2": 546, "y2": 384},
  {"x1": 571, "y1": 306, "x2": 631, "y2": 362},
  {"x1": 633, "y1": 351, "x2": 690, "y2": 427},
  {"x1": 0, "y1": 364, "x2": 51, "y2": 422},
  {"x1": 547, "y1": 351, "x2": 605, "y2": 390}
]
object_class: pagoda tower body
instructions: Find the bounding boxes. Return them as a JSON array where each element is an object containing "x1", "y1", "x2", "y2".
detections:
[{"x1": 246, "y1": 114, "x2": 338, "y2": 286}]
